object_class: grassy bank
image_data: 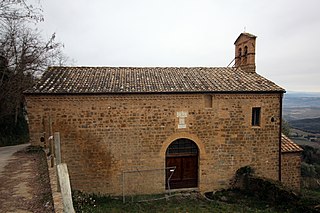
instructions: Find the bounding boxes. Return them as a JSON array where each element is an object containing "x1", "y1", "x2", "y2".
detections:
[{"x1": 72, "y1": 189, "x2": 320, "y2": 213}]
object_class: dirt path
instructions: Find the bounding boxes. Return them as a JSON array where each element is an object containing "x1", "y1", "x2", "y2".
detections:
[{"x1": 0, "y1": 145, "x2": 54, "y2": 213}]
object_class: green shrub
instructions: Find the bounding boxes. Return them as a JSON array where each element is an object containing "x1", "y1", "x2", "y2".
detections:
[
  {"x1": 314, "y1": 164, "x2": 320, "y2": 178},
  {"x1": 232, "y1": 166, "x2": 299, "y2": 205},
  {"x1": 301, "y1": 162, "x2": 317, "y2": 177},
  {"x1": 0, "y1": 113, "x2": 29, "y2": 147},
  {"x1": 301, "y1": 145, "x2": 320, "y2": 165}
]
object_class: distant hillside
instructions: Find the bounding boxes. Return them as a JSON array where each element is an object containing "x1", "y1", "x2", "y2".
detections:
[
  {"x1": 285, "y1": 91, "x2": 320, "y2": 98},
  {"x1": 289, "y1": 117, "x2": 320, "y2": 134},
  {"x1": 283, "y1": 91, "x2": 320, "y2": 121},
  {"x1": 284, "y1": 91, "x2": 320, "y2": 108}
]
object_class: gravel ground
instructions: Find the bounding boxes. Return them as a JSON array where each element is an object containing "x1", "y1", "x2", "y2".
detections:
[{"x1": 0, "y1": 146, "x2": 54, "y2": 213}]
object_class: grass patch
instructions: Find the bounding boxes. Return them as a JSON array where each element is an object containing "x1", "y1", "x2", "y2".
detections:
[
  {"x1": 300, "y1": 188, "x2": 320, "y2": 209},
  {"x1": 72, "y1": 190, "x2": 292, "y2": 213},
  {"x1": 73, "y1": 189, "x2": 320, "y2": 213},
  {"x1": 73, "y1": 166, "x2": 320, "y2": 212}
]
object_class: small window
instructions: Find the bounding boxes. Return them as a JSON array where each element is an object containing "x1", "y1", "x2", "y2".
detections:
[
  {"x1": 252, "y1": 107, "x2": 261, "y2": 126},
  {"x1": 166, "y1": 138, "x2": 198, "y2": 156},
  {"x1": 204, "y1": 95, "x2": 212, "y2": 108}
]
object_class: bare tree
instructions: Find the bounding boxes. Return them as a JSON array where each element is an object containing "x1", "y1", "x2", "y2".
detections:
[
  {"x1": 0, "y1": 0, "x2": 43, "y2": 21},
  {"x1": 0, "y1": 0, "x2": 69, "y2": 137},
  {"x1": 0, "y1": 19, "x2": 66, "y2": 123}
]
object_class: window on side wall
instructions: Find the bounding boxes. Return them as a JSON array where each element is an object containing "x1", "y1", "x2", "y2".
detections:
[
  {"x1": 204, "y1": 95, "x2": 212, "y2": 108},
  {"x1": 252, "y1": 107, "x2": 261, "y2": 126}
]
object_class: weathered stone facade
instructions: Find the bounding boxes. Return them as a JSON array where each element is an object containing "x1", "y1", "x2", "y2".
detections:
[
  {"x1": 281, "y1": 135, "x2": 302, "y2": 191},
  {"x1": 281, "y1": 152, "x2": 301, "y2": 191},
  {"x1": 26, "y1": 93, "x2": 282, "y2": 195}
]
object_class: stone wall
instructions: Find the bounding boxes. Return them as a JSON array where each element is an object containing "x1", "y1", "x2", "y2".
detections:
[
  {"x1": 25, "y1": 93, "x2": 282, "y2": 195},
  {"x1": 281, "y1": 152, "x2": 301, "y2": 191}
]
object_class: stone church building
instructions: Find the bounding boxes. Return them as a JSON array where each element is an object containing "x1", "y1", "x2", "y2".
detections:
[{"x1": 25, "y1": 33, "x2": 302, "y2": 195}]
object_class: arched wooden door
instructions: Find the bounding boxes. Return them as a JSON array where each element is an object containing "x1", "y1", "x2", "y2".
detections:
[{"x1": 166, "y1": 138, "x2": 198, "y2": 189}]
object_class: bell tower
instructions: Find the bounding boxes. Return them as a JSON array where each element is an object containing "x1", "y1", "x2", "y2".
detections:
[{"x1": 234, "y1": 32, "x2": 257, "y2": 73}]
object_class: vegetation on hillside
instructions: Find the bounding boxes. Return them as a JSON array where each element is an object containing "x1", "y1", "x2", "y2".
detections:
[
  {"x1": 301, "y1": 145, "x2": 320, "y2": 187},
  {"x1": 282, "y1": 119, "x2": 291, "y2": 136},
  {"x1": 289, "y1": 118, "x2": 320, "y2": 134},
  {"x1": 0, "y1": 110, "x2": 29, "y2": 146}
]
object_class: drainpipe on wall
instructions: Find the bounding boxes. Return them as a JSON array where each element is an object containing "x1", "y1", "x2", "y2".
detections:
[{"x1": 278, "y1": 93, "x2": 283, "y2": 182}]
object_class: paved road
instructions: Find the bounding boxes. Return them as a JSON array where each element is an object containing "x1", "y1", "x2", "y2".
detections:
[{"x1": 0, "y1": 143, "x2": 30, "y2": 174}]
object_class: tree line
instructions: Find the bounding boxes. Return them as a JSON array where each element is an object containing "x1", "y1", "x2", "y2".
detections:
[{"x1": 0, "y1": 0, "x2": 68, "y2": 146}]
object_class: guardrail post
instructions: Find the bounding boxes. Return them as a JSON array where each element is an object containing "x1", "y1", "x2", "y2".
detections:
[{"x1": 57, "y1": 163, "x2": 75, "y2": 213}]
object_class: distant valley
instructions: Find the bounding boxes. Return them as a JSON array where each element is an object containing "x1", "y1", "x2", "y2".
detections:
[
  {"x1": 283, "y1": 91, "x2": 320, "y2": 134},
  {"x1": 283, "y1": 91, "x2": 320, "y2": 120}
]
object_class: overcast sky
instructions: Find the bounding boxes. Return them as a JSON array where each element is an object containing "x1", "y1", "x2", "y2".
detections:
[{"x1": 36, "y1": 0, "x2": 320, "y2": 92}]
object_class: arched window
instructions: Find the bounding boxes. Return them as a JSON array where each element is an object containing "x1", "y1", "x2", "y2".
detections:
[
  {"x1": 166, "y1": 138, "x2": 198, "y2": 156},
  {"x1": 243, "y1": 46, "x2": 248, "y2": 64},
  {"x1": 244, "y1": 46, "x2": 248, "y2": 56},
  {"x1": 238, "y1": 48, "x2": 242, "y2": 57}
]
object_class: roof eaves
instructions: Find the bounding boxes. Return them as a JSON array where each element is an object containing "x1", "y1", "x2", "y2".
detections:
[
  {"x1": 23, "y1": 90, "x2": 285, "y2": 96},
  {"x1": 281, "y1": 134, "x2": 303, "y2": 153}
]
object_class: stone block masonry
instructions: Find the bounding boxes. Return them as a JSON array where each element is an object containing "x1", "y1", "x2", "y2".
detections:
[
  {"x1": 281, "y1": 152, "x2": 301, "y2": 191},
  {"x1": 26, "y1": 93, "x2": 282, "y2": 195}
]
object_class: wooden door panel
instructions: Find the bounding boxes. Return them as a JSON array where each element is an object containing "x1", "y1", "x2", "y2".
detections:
[
  {"x1": 166, "y1": 156, "x2": 198, "y2": 189},
  {"x1": 182, "y1": 156, "x2": 198, "y2": 180},
  {"x1": 166, "y1": 157, "x2": 182, "y2": 181}
]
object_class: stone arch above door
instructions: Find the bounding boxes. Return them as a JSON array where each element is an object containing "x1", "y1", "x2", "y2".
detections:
[{"x1": 160, "y1": 132, "x2": 206, "y2": 158}]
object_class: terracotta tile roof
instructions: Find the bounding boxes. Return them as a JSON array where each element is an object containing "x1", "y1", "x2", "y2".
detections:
[
  {"x1": 234, "y1": 32, "x2": 257, "y2": 44},
  {"x1": 281, "y1": 134, "x2": 303, "y2": 153},
  {"x1": 25, "y1": 66, "x2": 285, "y2": 94}
]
